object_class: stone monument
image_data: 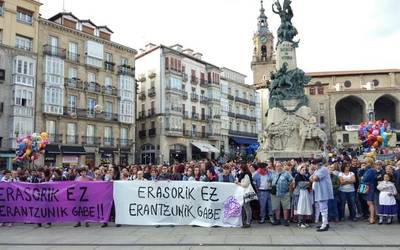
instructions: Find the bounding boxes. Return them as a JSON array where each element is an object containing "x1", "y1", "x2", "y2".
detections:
[{"x1": 257, "y1": 0, "x2": 327, "y2": 161}]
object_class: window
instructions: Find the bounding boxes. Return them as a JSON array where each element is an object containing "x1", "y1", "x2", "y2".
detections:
[
  {"x1": 44, "y1": 87, "x2": 63, "y2": 112},
  {"x1": 317, "y1": 86, "x2": 324, "y2": 95},
  {"x1": 44, "y1": 56, "x2": 64, "y2": 85},
  {"x1": 67, "y1": 95, "x2": 77, "y2": 113},
  {"x1": 192, "y1": 125, "x2": 197, "y2": 134},
  {"x1": 0, "y1": 69, "x2": 4, "y2": 81},
  {"x1": 236, "y1": 122, "x2": 240, "y2": 131},
  {"x1": 104, "y1": 127, "x2": 112, "y2": 145},
  {"x1": 235, "y1": 90, "x2": 239, "y2": 97},
  {"x1": 46, "y1": 121, "x2": 56, "y2": 137},
  {"x1": 16, "y1": 7, "x2": 33, "y2": 25},
  {"x1": 344, "y1": 80, "x2": 352, "y2": 88},
  {"x1": 68, "y1": 42, "x2": 78, "y2": 61},
  {"x1": 16, "y1": 35, "x2": 32, "y2": 51},
  {"x1": 309, "y1": 87, "x2": 316, "y2": 95},
  {"x1": 87, "y1": 72, "x2": 96, "y2": 82},
  {"x1": 67, "y1": 123, "x2": 76, "y2": 144},
  {"x1": 165, "y1": 57, "x2": 169, "y2": 70},
  {"x1": 141, "y1": 123, "x2": 145, "y2": 130},
  {"x1": 85, "y1": 40, "x2": 104, "y2": 68},
  {"x1": 120, "y1": 128, "x2": 128, "y2": 140},
  {"x1": 105, "y1": 101, "x2": 112, "y2": 120},
  {"x1": 105, "y1": 52, "x2": 113, "y2": 62},
  {"x1": 151, "y1": 121, "x2": 155, "y2": 129},
  {"x1": 14, "y1": 88, "x2": 33, "y2": 107},
  {"x1": 0, "y1": 3, "x2": 3, "y2": 16},
  {"x1": 0, "y1": 29, "x2": 3, "y2": 44},
  {"x1": 228, "y1": 87, "x2": 232, "y2": 95},
  {"x1": 121, "y1": 57, "x2": 128, "y2": 65},
  {"x1": 320, "y1": 116, "x2": 325, "y2": 124},
  {"x1": 319, "y1": 103, "x2": 324, "y2": 111},
  {"x1": 343, "y1": 134, "x2": 349, "y2": 143},
  {"x1": 87, "y1": 125, "x2": 95, "y2": 137}
]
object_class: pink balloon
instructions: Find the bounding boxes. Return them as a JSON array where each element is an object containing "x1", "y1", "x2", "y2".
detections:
[{"x1": 372, "y1": 129, "x2": 379, "y2": 136}]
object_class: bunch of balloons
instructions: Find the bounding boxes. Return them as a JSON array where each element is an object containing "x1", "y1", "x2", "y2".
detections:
[
  {"x1": 15, "y1": 132, "x2": 49, "y2": 164},
  {"x1": 358, "y1": 120, "x2": 392, "y2": 151}
]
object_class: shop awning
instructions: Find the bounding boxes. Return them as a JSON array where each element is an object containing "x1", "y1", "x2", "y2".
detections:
[
  {"x1": 231, "y1": 137, "x2": 258, "y2": 145},
  {"x1": 45, "y1": 144, "x2": 60, "y2": 154},
  {"x1": 99, "y1": 147, "x2": 116, "y2": 154},
  {"x1": 191, "y1": 142, "x2": 220, "y2": 153},
  {"x1": 60, "y1": 146, "x2": 87, "y2": 155}
]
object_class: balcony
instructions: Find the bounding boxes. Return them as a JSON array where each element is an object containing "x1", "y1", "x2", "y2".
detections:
[
  {"x1": 85, "y1": 56, "x2": 103, "y2": 68},
  {"x1": 48, "y1": 134, "x2": 63, "y2": 144},
  {"x1": 147, "y1": 108, "x2": 155, "y2": 117},
  {"x1": 103, "y1": 137, "x2": 115, "y2": 147},
  {"x1": 82, "y1": 136, "x2": 101, "y2": 146},
  {"x1": 63, "y1": 107, "x2": 119, "y2": 122},
  {"x1": 191, "y1": 76, "x2": 198, "y2": 85},
  {"x1": 182, "y1": 111, "x2": 189, "y2": 119},
  {"x1": 249, "y1": 116, "x2": 257, "y2": 122},
  {"x1": 167, "y1": 106, "x2": 182, "y2": 113},
  {"x1": 66, "y1": 135, "x2": 78, "y2": 144},
  {"x1": 228, "y1": 130, "x2": 258, "y2": 138},
  {"x1": 165, "y1": 127, "x2": 183, "y2": 137},
  {"x1": 43, "y1": 45, "x2": 66, "y2": 59},
  {"x1": 66, "y1": 52, "x2": 80, "y2": 63},
  {"x1": 149, "y1": 128, "x2": 156, "y2": 137},
  {"x1": 227, "y1": 94, "x2": 235, "y2": 100},
  {"x1": 102, "y1": 86, "x2": 118, "y2": 96},
  {"x1": 138, "y1": 92, "x2": 146, "y2": 101},
  {"x1": 118, "y1": 139, "x2": 133, "y2": 148},
  {"x1": 235, "y1": 96, "x2": 250, "y2": 104},
  {"x1": 228, "y1": 112, "x2": 235, "y2": 118},
  {"x1": 200, "y1": 79, "x2": 208, "y2": 88},
  {"x1": 191, "y1": 93, "x2": 199, "y2": 102},
  {"x1": 182, "y1": 92, "x2": 188, "y2": 100},
  {"x1": 213, "y1": 114, "x2": 221, "y2": 119},
  {"x1": 85, "y1": 82, "x2": 102, "y2": 93},
  {"x1": 64, "y1": 78, "x2": 84, "y2": 89},
  {"x1": 249, "y1": 101, "x2": 256, "y2": 106},
  {"x1": 148, "y1": 87, "x2": 156, "y2": 98},
  {"x1": 191, "y1": 112, "x2": 199, "y2": 120},
  {"x1": 165, "y1": 86, "x2": 185, "y2": 95},
  {"x1": 200, "y1": 96, "x2": 208, "y2": 104},
  {"x1": 11, "y1": 105, "x2": 33, "y2": 117},
  {"x1": 200, "y1": 114, "x2": 210, "y2": 121},
  {"x1": 182, "y1": 73, "x2": 188, "y2": 82},
  {"x1": 104, "y1": 61, "x2": 115, "y2": 72},
  {"x1": 138, "y1": 111, "x2": 146, "y2": 119},
  {"x1": 139, "y1": 130, "x2": 146, "y2": 139},
  {"x1": 236, "y1": 114, "x2": 249, "y2": 120},
  {"x1": 118, "y1": 65, "x2": 135, "y2": 76}
]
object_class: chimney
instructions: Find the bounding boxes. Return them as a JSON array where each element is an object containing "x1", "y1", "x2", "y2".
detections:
[
  {"x1": 171, "y1": 44, "x2": 183, "y2": 52},
  {"x1": 193, "y1": 52, "x2": 203, "y2": 60},
  {"x1": 182, "y1": 48, "x2": 193, "y2": 56}
]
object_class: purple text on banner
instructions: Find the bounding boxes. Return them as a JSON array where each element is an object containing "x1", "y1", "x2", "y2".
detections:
[{"x1": 0, "y1": 181, "x2": 113, "y2": 223}]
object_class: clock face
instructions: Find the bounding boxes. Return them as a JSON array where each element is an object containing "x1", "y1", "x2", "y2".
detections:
[{"x1": 260, "y1": 36, "x2": 267, "y2": 44}]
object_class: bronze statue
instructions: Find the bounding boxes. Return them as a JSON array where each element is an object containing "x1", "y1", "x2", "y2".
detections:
[{"x1": 272, "y1": 0, "x2": 299, "y2": 47}]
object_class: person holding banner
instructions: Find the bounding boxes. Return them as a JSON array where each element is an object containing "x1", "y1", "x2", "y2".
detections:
[
  {"x1": 218, "y1": 165, "x2": 235, "y2": 183},
  {"x1": 236, "y1": 162, "x2": 258, "y2": 228},
  {"x1": 74, "y1": 167, "x2": 92, "y2": 228}
]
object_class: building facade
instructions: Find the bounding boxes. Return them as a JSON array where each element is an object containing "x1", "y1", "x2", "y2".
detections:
[
  {"x1": 0, "y1": 0, "x2": 41, "y2": 170},
  {"x1": 304, "y1": 69, "x2": 400, "y2": 147},
  {"x1": 35, "y1": 12, "x2": 137, "y2": 168},
  {"x1": 220, "y1": 68, "x2": 260, "y2": 158},
  {"x1": 135, "y1": 44, "x2": 224, "y2": 164}
]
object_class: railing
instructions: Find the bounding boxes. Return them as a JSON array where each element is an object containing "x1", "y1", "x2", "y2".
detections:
[
  {"x1": 191, "y1": 76, "x2": 198, "y2": 85},
  {"x1": 191, "y1": 93, "x2": 199, "y2": 102},
  {"x1": 138, "y1": 130, "x2": 146, "y2": 139},
  {"x1": 149, "y1": 128, "x2": 156, "y2": 137},
  {"x1": 138, "y1": 111, "x2": 146, "y2": 119},
  {"x1": 167, "y1": 106, "x2": 182, "y2": 113},
  {"x1": 235, "y1": 96, "x2": 250, "y2": 104},
  {"x1": 148, "y1": 87, "x2": 156, "y2": 97},
  {"x1": 147, "y1": 108, "x2": 155, "y2": 117},
  {"x1": 118, "y1": 139, "x2": 133, "y2": 148},
  {"x1": 200, "y1": 114, "x2": 211, "y2": 121},
  {"x1": 200, "y1": 79, "x2": 207, "y2": 87},
  {"x1": 66, "y1": 135, "x2": 78, "y2": 144},
  {"x1": 102, "y1": 86, "x2": 118, "y2": 96},
  {"x1": 104, "y1": 61, "x2": 115, "y2": 72},
  {"x1": 228, "y1": 130, "x2": 258, "y2": 138},
  {"x1": 82, "y1": 136, "x2": 101, "y2": 146},
  {"x1": 182, "y1": 92, "x2": 188, "y2": 100},
  {"x1": 66, "y1": 52, "x2": 80, "y2": 63},
  {"x1": 200, "y1": 96, "x2": 208, "y2": 104},
  {"x1": 182, "y1": 73, "x2": 188, "y2": 82},
  {"x1": 63, "y1": 107, "x2": 119, "y2": 121},
  {"x1": 64, "y1": 78, "x2": 84, "y2": 89},
  {"x1": 228, "y1": 112, "x2": 235, "y2": 118},
  {"x1": 48, "y1": 134, "x2": 63, "y2": 144},
  {"x1": 85, "y1": 82, "x2": 102, "y2": 93},
  {"x1": 249, "y1": 101, "x2": 256, "y2": 106},
  {"x1": 227, "y1": 94, "x2": 235, "y2": 100},
  {"x1": 182, "y1": 111, "x2": 189, "y2": 119},
  {"x1": 191, "y1": 112, "x2": 199, "y2": 120},
  {"x1": 213, "y1": 114, "x2": 221, "y2": 119},
  {"x1": 103, "y1": 137, "x2": 114, "y2": 147},
  {"x1": 165, "y1": 86, "x2": 185, "y2": 95},
  {"x1": 236, "y1": 114, "x2": 249, "y2": 120},
  {"x1": 43, "y1": 45, "x2": 66, "y2": 59},
  {"x1": 118, "y1": 65, "x2": 135, "y2": 76}
]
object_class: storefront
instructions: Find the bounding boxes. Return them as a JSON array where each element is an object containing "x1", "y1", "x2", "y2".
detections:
[
  {"x1": 229, "y1": 137, "x2": 258, "y2": 156},
  {"x1": 60, "y1": 146, "x2": 86, "y2": 167},
  {"x1": 191, "y1": 142, "x2": 219, "y2": 161},
  {"x1": 44, "y1": 144, "x2": 60, "y2": 167},
  {"x1": 99, "y1": 148, "x2": 116, "y2": 165},
  {"x1": 169, "y1": 144, "x2": 187, "y2": 164},
  {"x1": 119, "y1": 149, "x2": 130, "y2": 166},
  {"x1": 140, "y1": 144, "x2": 155, "y2": 164},
  {"x1": 0, "y1": 151, "x2": 15, "y2": 170}
]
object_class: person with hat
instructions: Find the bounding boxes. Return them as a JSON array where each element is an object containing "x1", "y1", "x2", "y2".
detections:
[
  {"x1": 310, "y1": 157, "x2": 334, "y2": 232},
  {"x1": 253, "y1": 162, "x2": 274, "y2": 224}
]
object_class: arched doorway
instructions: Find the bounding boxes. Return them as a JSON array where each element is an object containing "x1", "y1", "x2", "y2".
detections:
[
  {"x1": 141, "y1": 144, "x2": 155, "y2": 164},
  {"x1": 169, "y1": 144, "x2": 186, "y2": 164},
  {"x1": 374, "y1": 95, "x2": 398, "y2": 124},
  {"x1": 335, "y1": 96, "x2": 365, "y2": 128}
]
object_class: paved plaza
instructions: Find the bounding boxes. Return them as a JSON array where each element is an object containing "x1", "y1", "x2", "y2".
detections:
[{"x1": 1, "y1": 222, "x2": 400, "y2": 250}]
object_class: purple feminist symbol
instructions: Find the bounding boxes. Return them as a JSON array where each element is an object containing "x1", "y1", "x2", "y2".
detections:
[{"x1": 223, "y1": 196, "x2": 241, "y2": 219}]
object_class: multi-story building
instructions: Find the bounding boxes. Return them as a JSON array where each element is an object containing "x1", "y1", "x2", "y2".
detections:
[
  {"x1": 220, "y1": 68, "x2": 260, "y2": 157},
  {"x1": 135, "y1": 44, "x2": 221, "y2": 164},
  {"x1": 35, "y1": 12, "x2": 137, "y2": 167},
  {"x1": 0, "y1": 0, "x2": 41, "y2": 170}
]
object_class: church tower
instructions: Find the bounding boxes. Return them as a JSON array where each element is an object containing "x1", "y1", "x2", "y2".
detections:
[{"x1": 251, "y1": 0, "x2": 276, "y2": 86}]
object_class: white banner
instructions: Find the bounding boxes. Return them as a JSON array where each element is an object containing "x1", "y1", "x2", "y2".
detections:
[{"x1": 114, "y1": 181, "x2": 245, "y2": 227}]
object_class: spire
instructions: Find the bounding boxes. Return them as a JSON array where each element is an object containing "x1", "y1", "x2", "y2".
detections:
[{"x1": 257, "y1": 0, "x2": 268, "y2": 32}]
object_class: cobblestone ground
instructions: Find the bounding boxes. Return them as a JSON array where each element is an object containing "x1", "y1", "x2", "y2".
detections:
[{"x1": 1, "y1": 222, "x2": 400, "y2": 250}]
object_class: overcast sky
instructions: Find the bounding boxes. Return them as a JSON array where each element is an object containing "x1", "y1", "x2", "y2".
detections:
[{"x1": 39, "y1": 0, "x2": 400, "y2": 84}]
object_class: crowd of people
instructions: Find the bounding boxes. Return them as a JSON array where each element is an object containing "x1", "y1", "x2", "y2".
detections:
[{"x1": 1, "y1": 153, "x2": 400, "y2": 232}]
